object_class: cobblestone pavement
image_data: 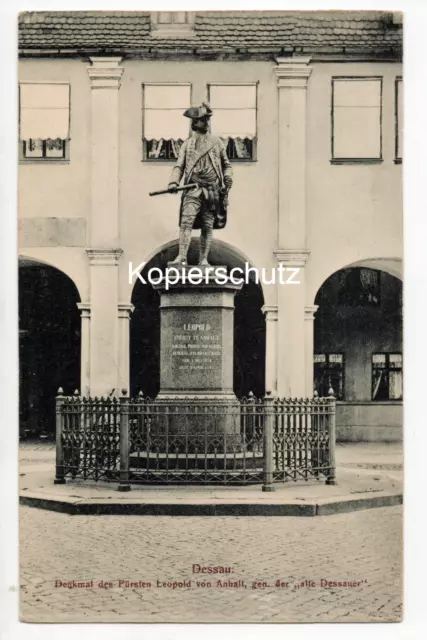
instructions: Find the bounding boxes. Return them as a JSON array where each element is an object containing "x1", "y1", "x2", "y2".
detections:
[{"x1": 19, "y1": 505, "x2": 402, "y2": 623}]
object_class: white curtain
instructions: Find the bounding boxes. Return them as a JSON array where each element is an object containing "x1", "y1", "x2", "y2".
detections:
[
  {"x1": 333, "y1": 79, "x2": 381, "y2": 108},
  {"x1": 144, "y1": 110, "x2": 189, "y2": 140},
  {"x1": 143, "y1": 85, "x2": 191, "y2": 140},
  {"x1": 333, "y1": 106, "x2": 381, "y2": 158},
  {"x1": 210, "y1": 85, "x2": 256, "y2": 109},
  {"x1": 144, "y1": 85, "x2": 190, "y2": 109},
  {"x1": 210, "y1": 109, "x2": 256, "y2": 139},
  {"x1": 389, "y1": 371, "x2": 403, "y2": 399},
  {"x1": 20, "y1": 84, "x2": 69, "y2": 140},
  {"x1": 397, "y1": 80, "x2": 403, "y2": 158}
]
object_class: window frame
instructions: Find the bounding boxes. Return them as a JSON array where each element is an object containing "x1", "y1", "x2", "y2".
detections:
[
  {"x1": 371, "y1": 352, "x2": 403, "y2": 402},
  {"x1": 150, "y1": 12, "x2": 195, "y2": 37},
  {"x1": 313, "y1": 352, "x2": 345, "y2": 400},
  {"x1": 18, "y1": 81, "x2": 71, "y2": 164},
  {"x1": 330, "y1": 76, "x2": 383, "y2": 165},
  {"x1": 157, "y1": 11, "x2": 190, "y2": 25},
  {"x1": 141, "y1": 82, "x2": 192, "y2": 163},
  {"x1": 207, "y1": 82, "x2": 258, "y2": 162},
  {"x1": 395, "y1": 76, "x2": 403, "y2": 164}
]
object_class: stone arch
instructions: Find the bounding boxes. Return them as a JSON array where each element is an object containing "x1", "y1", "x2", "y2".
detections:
[
  {"x1": 19, "y1": 250, "x2": 87, "y2": 302},
  {"x1": 127, "y1": 237, "x2": 268, "y2": 304},
  {"x1": 129, "y1": 238, "x2": 266, "y2": 399},
  {"x1": 308, "y1": 257, "x2": 402, "y2": 306},
  {"x1": 310, "y1": 260, "x2": 403, "y2": 442},
  {"x1": 19, "y1": 255, "x2": 81, "y2": 437}
]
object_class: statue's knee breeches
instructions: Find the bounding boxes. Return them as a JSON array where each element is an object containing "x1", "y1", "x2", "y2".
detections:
[
  {"x1": 201, "y1": 213, "x2": 215, "y2": 232},
  {"x1": 181, "y1": 201, "x2": 200, "y2": 230}
]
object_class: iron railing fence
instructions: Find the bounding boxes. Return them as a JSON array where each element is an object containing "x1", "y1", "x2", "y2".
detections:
[
  {"x1": 271, "y1": 397, "x2": 334, "y2": 484},
  {"x1": 54, "y1": 389, "x2": 336, "y2": 491},
  {"x1": 55, "y1": 394, "x2": 121, "y2": 483},
  {"x1": 127, "y1": 396, "x2": 265, "y2": 485}
]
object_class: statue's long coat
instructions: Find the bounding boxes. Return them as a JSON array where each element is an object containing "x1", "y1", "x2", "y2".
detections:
[{"x1": 170, "y1": 134, "x2": 233, "y2": 230}]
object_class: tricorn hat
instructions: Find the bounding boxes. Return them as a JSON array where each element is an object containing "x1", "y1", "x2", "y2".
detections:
[{"x1": 183, "y1": 101, "x2": 213, "y2": 119}]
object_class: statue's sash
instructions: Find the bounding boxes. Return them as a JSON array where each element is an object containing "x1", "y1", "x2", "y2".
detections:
[
  {"x1": 184, "y1": 135, "x2": 220, "y2": 183},
  {"x1": 208, "y1": 149, "x2": 224, "y2": 187}
]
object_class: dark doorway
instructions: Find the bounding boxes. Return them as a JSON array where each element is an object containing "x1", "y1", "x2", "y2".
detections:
[
  {"x1": 234, "y1": 281, "x2": 265, "y2": 398},
  {"x1": 19, "y1": 261, "x2": 81, "y2": 438}
]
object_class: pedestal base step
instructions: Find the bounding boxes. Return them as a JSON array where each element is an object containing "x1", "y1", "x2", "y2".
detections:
[{"x1": 130, "y1": 451, "x2": 263, "y2": 471}]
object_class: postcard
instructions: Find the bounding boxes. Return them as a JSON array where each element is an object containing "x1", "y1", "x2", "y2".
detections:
[{"x1": 18, "y1": 9, "x2": 403, "y2": 624}]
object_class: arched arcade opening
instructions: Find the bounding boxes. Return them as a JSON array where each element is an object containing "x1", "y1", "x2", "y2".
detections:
[
  {"x1": 130, "y1": 239, "x2": 266, "y2": 399},
  {"x1": 19, "y1": 257, "x2": 81, "y2": 438},
  {"x1": 313, "y1": 263, "x2": 402, "y2": 441}
]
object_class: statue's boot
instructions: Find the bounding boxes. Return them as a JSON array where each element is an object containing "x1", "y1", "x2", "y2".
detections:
[
  {"x1": 198, "y1": 227, "x2": 213, "y2": 266},
  {"x1": 170, "y1": 227, "x2": 192, "y2": 265}
]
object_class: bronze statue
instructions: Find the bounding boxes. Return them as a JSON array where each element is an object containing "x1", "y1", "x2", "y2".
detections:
[{"x1": 166, "y1": 102, "x2": 233, "y2": 266}]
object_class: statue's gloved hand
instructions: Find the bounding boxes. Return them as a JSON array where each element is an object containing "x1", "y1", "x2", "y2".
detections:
[
  {"x1": 168, "y1": 182, "x2": 179, "y2": 194},
  {"x1": 224, "y1": 176, "x2": 233, "y2": 190}
]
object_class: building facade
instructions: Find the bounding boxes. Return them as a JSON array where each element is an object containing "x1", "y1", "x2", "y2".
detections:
[{"x1": 18, "y1": 11, "x2": 403, "y2": 441}]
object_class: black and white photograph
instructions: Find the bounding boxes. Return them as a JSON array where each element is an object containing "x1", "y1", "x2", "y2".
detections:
[{"x1": 13, "y1": 6, "x2": 405, "y2": 625}]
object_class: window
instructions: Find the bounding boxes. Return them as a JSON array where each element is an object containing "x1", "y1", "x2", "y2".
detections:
[
  {"x1": 19, "y1": 83, "x2": 70, "y2": 160},
  {"x1": 337, "y1": 268, "x2": 381, "y2": 306},
  {"x1": 142, "y1": 84, "x2": 191, "y2": 161},
  {"x1": 208, "y1": 84, "x2": 257, "y2": 160},
  {"x1": 372, "y1": 354, "x2": 402, "y2": 401},
  {"x1": 331, "y1": 77, "x2": 382, "y2": 162},
  {"x1": 395, "y1": 77, "x2": 403, "y2": 163},
  {"x1": 157, "y1": 11, "x2": 189, "y2": 24},
  {"x1": 314, "y1": 354, "x2": 344, "y2": 400},
  {"x1": 150, "y1": 12, "x2": 195, "y2": 37}
]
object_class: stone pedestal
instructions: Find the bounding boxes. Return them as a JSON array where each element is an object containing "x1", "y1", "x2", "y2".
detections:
[{"x1": 152, "y1": 266, "x2": 243, "y2": 447}]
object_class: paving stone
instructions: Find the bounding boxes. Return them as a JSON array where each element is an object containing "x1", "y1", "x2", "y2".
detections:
[{"x1": 19, "y1": 504, "x2": 402, "y2": 623}]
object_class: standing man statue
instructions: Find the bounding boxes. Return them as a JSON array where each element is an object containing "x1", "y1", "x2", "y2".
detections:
[{"x1": 168, "y1": 102, "x2": 233, "y2": 266}]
